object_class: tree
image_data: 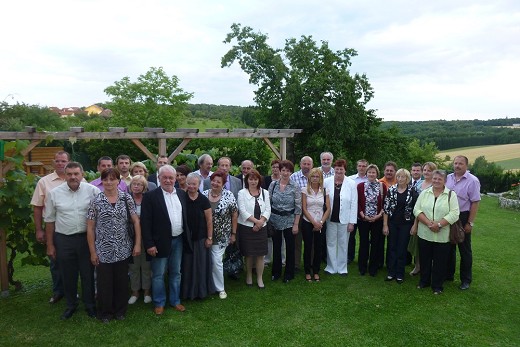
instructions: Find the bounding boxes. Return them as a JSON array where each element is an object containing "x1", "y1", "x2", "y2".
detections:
[
  {"x1": 0, "y1": 102, "x2": 66, "y2": 132},
  {"x1": 104, "y1": 67, "x2": 193, "y2": 130},
  {"x1": 222, "y1": 23, "x2": 381, "y2": 162}
]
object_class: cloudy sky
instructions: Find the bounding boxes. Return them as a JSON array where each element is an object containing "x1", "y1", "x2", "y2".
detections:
[{"x1": 1, "y1": 0, "x2": 519, "y2": 121}]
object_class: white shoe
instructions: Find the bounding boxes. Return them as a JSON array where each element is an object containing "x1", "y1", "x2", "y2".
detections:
[
  {"x1": 144, "y1": 295, "x2": 152, "y2": 304},
  {"x1": 128, "y1": 296, "x2": 138, "y2": 304},
  {"x1": 219, "y1": 291, "x2": 227, "y2": 299}
]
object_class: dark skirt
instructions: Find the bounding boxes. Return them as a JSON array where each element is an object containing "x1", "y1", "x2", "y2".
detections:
[
  {"x1": 181, "y1": 238, "x2": 215, "y2": 300},
  {"x1": 238, "y1": 223, "x2": 268, "y2": 256}
]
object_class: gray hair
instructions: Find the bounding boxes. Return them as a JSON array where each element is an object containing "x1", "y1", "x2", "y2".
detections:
[
  {"x1": 320, "y1": 152, "x2": 334, "y2": 161},
  {"x1": 158, "y1": 165, "x2": 176, "y2": 177},
  {"x1": 186, "y1": 172, "x2": 201, "y2": 185},
  {"x1": 197, "y1": 154, "x2": 212, "y2": 167}
]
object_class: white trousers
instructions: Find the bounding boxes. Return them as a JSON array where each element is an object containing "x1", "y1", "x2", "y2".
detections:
[
  {"x1": 211, "y1": 245, "x2": 226, "y2": 292},
  {"x1": 325, "y1": 221, "x2": 350, "y2": 274}
]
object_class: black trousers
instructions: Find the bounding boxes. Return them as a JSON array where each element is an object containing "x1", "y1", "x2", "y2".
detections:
[
  {"x1": 418, "y1": 238, "x2": 451, "y2": 291},
  {"x1": 348, "y1": 224, "x2": 358, "y2": 262},
  {"x1": 97, "y1": 258, "x2": 130, "y2": 319},
  {"x1": 301, "y1": 220, "x2": 322, "y2": 275},
  {"x1": 387, "y1": 221, "x2": 412, "y2": 278},
  {"x1": 357, "y1": 220, "x2": 383, "y2": 276},
  {"x1": 272, "y1": 228, "x2": 295, "y2": 281},
  {"x1": 54, "y1": 232, "x2": 95, "y2": 310},
  {"x1": 447, "y1": 211, "x2": 472, "y2": 284}
]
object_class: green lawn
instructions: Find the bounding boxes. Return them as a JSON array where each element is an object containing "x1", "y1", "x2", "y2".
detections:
[{"x1": 1, "y1": 196, "x2": 519, "y2": 346}]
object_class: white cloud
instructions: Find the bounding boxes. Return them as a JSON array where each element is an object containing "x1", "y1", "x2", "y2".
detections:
[{"x1": 0, "y1": 0, "x2": 519, "y2": 120}]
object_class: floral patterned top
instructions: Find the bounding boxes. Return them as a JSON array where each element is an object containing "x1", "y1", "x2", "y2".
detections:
[
  {"x1": 364, "y1": 181, "x2": 382, "y2": 217},
  {"x1": 202, "y1": 189, "x2": 237, "y2": 248},
  {"x1": 268, "y1": 180, "x2": 302, "y2": 230},
  {"x1": 87, "y1": 191, "x2": 135, "y2": 263},
  {"x1": 383, "y1": 184, "x2": 418, "y2": 220}
]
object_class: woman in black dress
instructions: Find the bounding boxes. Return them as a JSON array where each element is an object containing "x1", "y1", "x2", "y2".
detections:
[{"x1": 181, "y1": 173, "x2": 216, "y2": 299}]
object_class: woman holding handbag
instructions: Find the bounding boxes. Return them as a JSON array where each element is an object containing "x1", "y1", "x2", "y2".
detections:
[
  {"x1": 413, "y1": 170, "x2": 459, "y2": 294},
  {"x1": 301, "y1": 168, "x2": 330, "y2": 282},
  {"x1": 237, "y1": 169, "x2": 271, "y2": 289}
]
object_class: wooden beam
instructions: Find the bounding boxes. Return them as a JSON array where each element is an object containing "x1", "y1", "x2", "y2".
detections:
[
  {"x1": 169, "y1": 139, "x2": 192, "y2": 162},
  {"x1": 262, "y1": 138, "x2": 281, "y2": 159},
  {"x1": 131, "y1": 139, "x2": 156, "y2": 162},
  {"x1": 109, "y1": 127, "x2": 127, "y2": 133},
  {"x1": 176, "y1": 128, "x2": 199, "y2": 133},
  {"x1": 2, "y1": 140, "x2": 42, "y2": 176},
  {"x1": 144, "y1": 127, "x2": 165, "y2": 133},
  {"x1": 158, "y1": 139, "x2": 167, "y2": 158},
  {"x1": 280, "y1": 138, "x2": 287, "y2": 160},
  {"x1": 206, "y1": 128, "x2": 229, "y2": 133}
]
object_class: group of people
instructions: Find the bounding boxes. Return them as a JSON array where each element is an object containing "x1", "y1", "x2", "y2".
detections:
[{"x1": 31, "y1": 150, "x2": 480, "y2": 322}]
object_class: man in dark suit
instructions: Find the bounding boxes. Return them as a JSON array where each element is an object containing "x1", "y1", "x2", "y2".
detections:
[
  {"x1": 147, "y1": 155, "x2": 169, "y2": 187},
  {"x1": 141, "y1": 165, "x2": 192, "y2": 315},
  {"x1": 235, "y1": 159, "x2": 254, "y2": 189},
  {"x1": 203, "y1": 156, "x2": 241, "y2": 199}
]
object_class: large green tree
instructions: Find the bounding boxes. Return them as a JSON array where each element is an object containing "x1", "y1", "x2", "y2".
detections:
[
  {"x1": 222, "y1": 23, "x2": 381, "y2": 162},
  {"x1": 104, "y1": 66, "x2": 193, "y2": 130}
]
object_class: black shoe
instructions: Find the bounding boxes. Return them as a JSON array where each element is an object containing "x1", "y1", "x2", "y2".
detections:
[
  {"x1": 100, "y1": 318, "x2": 110, "y2": 324},
  {"x1": 384, "y1": 276, "x2": 394, "y2": 282},
  {"x1": 271, "y1": 275, "x2": 280, "y2": 281},
  {"x1": 359, "y1": 271, "x2": 366, "y2": 276},
  {"x1": 61, "y1": 308, "x2": 76, "y2": 320},
  {"x1": 396, "y1": 278, "x2": 404, "y2": 284},
  {"x1": 115, "y1": 315, "x2": 125, "y2": 321},
  {"x1": 445, "y1": 277, "x2": 454, "y2": 281},
  {"x1": 228, "y1": 273, "x2": 239, "y2": 280},
  {"x1": 86, "y1": 308, "x2": 97, "y2": 318},
  {"x1": 459, "y1": 282, "x2": 470, "y2": 290},
  {"x1": 433, "y1": 289, "x2": 443, "y2": 295},
  {"x1": 49, "y1": 294, "x2": 64, "y2": 304}
]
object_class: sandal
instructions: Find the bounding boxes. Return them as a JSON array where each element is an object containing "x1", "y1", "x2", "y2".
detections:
[
  {"x1": 314, "y1": 274, "x2": 320, "y2": 282},
  {"x1": 305, "y1": 274, "x2": 312, "y2": 282}
]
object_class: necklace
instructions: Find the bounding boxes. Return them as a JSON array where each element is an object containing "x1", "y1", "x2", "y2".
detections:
[{"x1": 210, "y1": 190, "x2": 221, "y2": 198}]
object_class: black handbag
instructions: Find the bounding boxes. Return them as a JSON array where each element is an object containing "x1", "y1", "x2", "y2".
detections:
[
  {"x1": 223, "y1": 243, "x2": 243, "y2": 275},
  {"x1": 124, "y1": 195, "x2": 136, "y2": 246},
  {"x1": 448, "y1": 190, "x2": 465, "y2": 244}
]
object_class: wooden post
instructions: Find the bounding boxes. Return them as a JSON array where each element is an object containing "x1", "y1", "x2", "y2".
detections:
[{"x1": 0, "y1": 159, "x2": 9, "y2": 296}]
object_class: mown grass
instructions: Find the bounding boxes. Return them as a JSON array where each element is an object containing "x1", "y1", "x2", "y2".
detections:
[
  {"x1": 439, "y1": 143, "x2": 520, "y2": 170},
  {"x1": 1, "y1": 196, "x2": 519, "y2": 347}
]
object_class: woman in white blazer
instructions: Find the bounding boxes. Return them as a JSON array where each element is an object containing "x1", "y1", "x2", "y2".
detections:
[
  {"x1": 237, "y1": 169, "x2": 271, "y2": 289},
  {"x1": 323, "y1": 159, "x2": 358, "y2": 275}
]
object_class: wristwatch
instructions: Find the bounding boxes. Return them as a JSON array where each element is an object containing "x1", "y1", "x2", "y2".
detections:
[
  {"x1": 468, "y1": 222, "x2": 474, "y2": 227},
  {"x1": 437, "y1": 222, "x2": 442, "y2": 229}
]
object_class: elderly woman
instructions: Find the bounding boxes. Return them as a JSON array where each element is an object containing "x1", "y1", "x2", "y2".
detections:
[
  {"x1": 237, "y1": 169, "x2": 271, "y2": 288},
  {"x1": 87, "y1": 168, "x2": 141, "y2": 322},
  {"x1": 182, "y1": 173, "x2": 215, "y2": 299},
  {"x1": 408, "y1": 162, "x2": 437, "y2": 276},
  {"x1": 130, "y1": 162, "x2": 157, "y2": 190},
  {"x1": 269, "y1": 160, "x2": 301, "y2": 283},
  {"x1": 357, "y1": 164, "x2": 387, "y2": 277},
  {"x1": 323, "y1": 159, "x2": 357, "y2": 275},
  {"x1": 413, "y1": 170, "x2": 459, "y2": 294},
  {"x1": 127, "y1": 175, "x2": 152, "y2": 305},
  {"x1": 301, "y1": 168, "x2": 330, "y2": 282},
  {"x1": 202, "y1": 170, "x2": 238, "y2": 299},
  {"x1": 175, "y1": 164, "x2": 191, "y2": 191},
  {"x1": 383, "y1": 169, "x2": 418, "y2": 283}
]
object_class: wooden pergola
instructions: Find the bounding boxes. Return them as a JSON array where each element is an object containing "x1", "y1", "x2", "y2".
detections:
[{"x1": 0, "y1": 126, "x2": 302, "y2": 295}]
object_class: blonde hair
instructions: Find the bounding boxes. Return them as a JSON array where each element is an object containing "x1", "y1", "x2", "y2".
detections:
[
  {"x1": 130, "y1": 175, "x2": 149, "y2": 193},
  {"x1": 422, "y1": 162, "x2": 437, "y2": 171},
  {"x1": 395, "y1": 168, "x2": 411, "y2": 185},
  {"x1": 130, "y1": 162, "x2": 149, "y2": 177},
  {"x1": 306, "y1": 168, "x2": 324, "y2": 194},
  {"x1": 366, "y1": 164, "x2": 380, "y2": 177}
]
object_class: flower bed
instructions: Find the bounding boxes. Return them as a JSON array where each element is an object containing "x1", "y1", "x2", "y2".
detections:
[{"x1": 498, "y1": 196, "x2": 520, "y2": 211}]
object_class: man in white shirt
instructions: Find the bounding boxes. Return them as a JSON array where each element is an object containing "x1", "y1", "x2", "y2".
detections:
[
  {"x1": 195, "y1": 154, "x2": 214, "y2": 192},
  {"x1": 45, "y1": 162, "x2": 100, "y2": 320}
]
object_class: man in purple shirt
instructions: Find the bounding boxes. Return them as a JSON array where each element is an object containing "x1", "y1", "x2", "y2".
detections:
[
  {"x1": 90, "y1": 156, "x2": 128, "y2": 192},
  {"x1": 446, "y1": 155, "x2": 481, "y2": 290}
]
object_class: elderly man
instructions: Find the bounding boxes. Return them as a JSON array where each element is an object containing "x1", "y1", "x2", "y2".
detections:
[
  {"x1": 377, "y1": 160, "x2": 398, "y2": 269},
  {"x1": 195, "y1": 154, "x2": 214, "y2": 192},
  {"x1": 319, "y1": 152, "x2": 335, "y2": 179},
  {"x1": 347, "y1": 159, "x2": 369, "y2": 264},
  {"x1": 203, "y1": 156, "x2": 241, "y2": 199},
  {"x1": 116, "y1": 154, "x2": 132, "y2": 186},
  {"x1": 31, "y1": 150, "x2": 70, "y2": 304},
  {"x1": 141, "y1": 165, "x2": 192, "y2": 315},
  {"x1": 446, "y1": 155, "x2": 481, "y2": 290},
  {"x1": 236, "y1": 159, "x2": 254, "y2": 188},
  {"x1": 290, "y1": 156, "x2": 313, "y2": 271},
  {"x1": 148, "y1": 155, "x2": 169, "y2": 186},
  {"x1": 90, "y1": 156, "x2": 127, "y2": 192},
  {"x1": 45, "y1": 162, "x2": 100, "y2": 320}
]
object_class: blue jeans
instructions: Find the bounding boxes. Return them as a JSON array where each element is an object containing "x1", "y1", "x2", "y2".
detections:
[{"x1": 151, "y1": 236, "x2": 183, "y2": 307}]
